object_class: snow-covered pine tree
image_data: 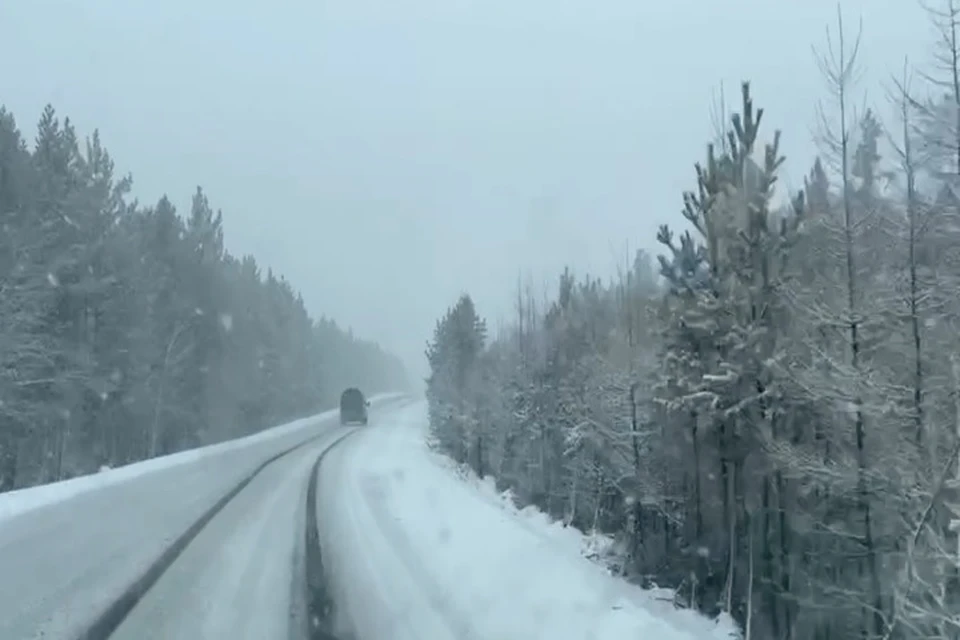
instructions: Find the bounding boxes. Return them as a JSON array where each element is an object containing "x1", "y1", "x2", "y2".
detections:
[
  {"x1": 425, "y1": 294, "x2": 487, "y2": 468},
  {"x1": 0, "y1": 101, "x2": 408, "y2": 490},
  {"x1": 655, "y1": 81, "x2": 804, "y2": 630}
]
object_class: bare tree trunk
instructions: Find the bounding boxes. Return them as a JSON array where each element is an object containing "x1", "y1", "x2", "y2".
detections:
[
  {"x1": 149, "y1": 322, "x2": 186, "y2": 458},
  {"x1": 816, "y1": 8, "x2": 884, "y2": 634},
  {"x1": 629, "y1": 383, "x2": 643, "y2": 560},
  {"x1": 692, "y1": 414, "x2": 703, "y2": 542},
  {"x1": 892, "y1": 60, "x2": 927, "y2": 450},
  {"x1": 0, "y1": 438, "x2": 16, "y2": 491},
  {"x1": 746, "y1": 517, "x2": 755, "y2": 640},
  {"x1": 722, "y1": 447, "x2": 737, "y2": 614},
  {"x1": 567, "y1": 461, "x2": 579, "y2": 526},
  {"x1": 592, "y1": 467, "x2": 603, "y2": 532},
  {"x1": 949, "y1": 356, "x2": 960, "y2": 588}
]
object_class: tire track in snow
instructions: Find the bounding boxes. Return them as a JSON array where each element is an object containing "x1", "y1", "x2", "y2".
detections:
[
  {"x1": 301, "y1": 395, "x2": 419, "y2": 640},
  {"x1": 74, "y1": 428, "x2": 339, "y2": 640},
  {"x1": 303, "y1": 428, "x2": 361, "y2": 640},
  {"x1": 357, "y1": 473, "x2": 480, "y2": 640}
]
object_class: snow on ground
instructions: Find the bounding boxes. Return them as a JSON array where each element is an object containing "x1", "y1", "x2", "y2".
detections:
[
  {"x1": 0, "y1": 391, "x2": 404, "y2": 523},
  {"x1": 316, "y1": 400, "x2": 740, "y2": 640},
  {"x1": 437, "y1": 458, "x2": 627, "y2": 571}
]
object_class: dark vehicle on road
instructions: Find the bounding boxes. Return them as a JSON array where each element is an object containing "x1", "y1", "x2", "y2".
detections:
[{"x1": 339, "y1": 387, "x2": 369, "y2": 425}]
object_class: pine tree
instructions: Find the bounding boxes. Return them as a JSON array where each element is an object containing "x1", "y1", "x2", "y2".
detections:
[
  {"x1": 425, "y1": 294, "x2": 487, "y2": 467},
  {"x1": 0, "y1": 102, "x2": 409, "y2": 489}
]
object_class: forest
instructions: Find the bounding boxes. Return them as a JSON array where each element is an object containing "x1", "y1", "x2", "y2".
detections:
[
  {"x1": 426, "y1": 4, "x2": 960, "y2": 640},
  {"x1": 0, "y1": 103, "x2": 408, "y2": 493}
]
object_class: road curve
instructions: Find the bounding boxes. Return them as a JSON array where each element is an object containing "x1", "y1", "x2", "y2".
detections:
[
  {"x1": 0, "y1": 431, "x2": 331, "y2": 640},
  {"x1": 0, "y1": 412, "x2": 359, "y2": 640}
]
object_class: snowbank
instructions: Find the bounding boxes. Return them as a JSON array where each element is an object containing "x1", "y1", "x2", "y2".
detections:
[
  {"x1": 317, "y1": 400, "x2": 741, "y2": 640},
  {"x1": 442, "y1": 459, "x2": 625, "y2": 563},
  {"x1": 440, "y1": 458, "x2": 741, "y2": 638},
  {"x1": 0, "y1": 392, "x2": 406, "y2": 522}
]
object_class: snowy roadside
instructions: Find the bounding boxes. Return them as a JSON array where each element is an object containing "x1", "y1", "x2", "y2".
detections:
[
  {"x1": 423, "y1": 410, "x2": 741, "y2": 639},
  {"x1": 0, "y1": 391, "x2": 405, "y2": 522},
  {"x1": 441, "y1": 458, "x2": 626, "y2": 567},
  {"x1": 317, "y1": 400, "x2": 741, "y2": 640},
  {"x1": 437, "y1": 452, "x2": 740, "y2": 637}
]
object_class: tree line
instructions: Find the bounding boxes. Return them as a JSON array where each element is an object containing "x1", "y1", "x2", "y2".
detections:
[
  {"x1": 0, "y1": 103, "x2": 408, "y2": 493},
  {"x1": 426, "y1": 5, "x2": 960, "y2": 639}
]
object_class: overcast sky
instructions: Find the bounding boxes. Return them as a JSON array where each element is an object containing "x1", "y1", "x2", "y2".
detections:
[{"x1": 0, "y1": 0, "x2": 931, "y2": 375}]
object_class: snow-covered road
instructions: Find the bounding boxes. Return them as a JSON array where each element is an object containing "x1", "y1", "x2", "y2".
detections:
[
  {"x1": 317, "y1": 401, "x2": 736, "y2": 640},
  {"x1": 0, "y1": 441, "x2": 320, "y2": 640},
  {"x1": 109, "y1": 427, "x2": 351, "y2": 640},
  {"x1": 0, "y1": 396, "x2": 402, "y2": 640}
]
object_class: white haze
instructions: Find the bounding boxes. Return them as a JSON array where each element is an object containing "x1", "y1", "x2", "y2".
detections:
[{"x1": 0, "y1": 0, "x2": 929, "y2": 376}]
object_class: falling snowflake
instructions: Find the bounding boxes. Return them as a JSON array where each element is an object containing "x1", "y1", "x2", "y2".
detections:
[
  {"x1": 47, "y1": 272, "x2": 59, "y2": 287},
  {"x1": 220, "y1": 313, "x2": 233, "y2": 331},
  {"x1": 843, "y1": 400, "x2": 860, "y2": 418}
]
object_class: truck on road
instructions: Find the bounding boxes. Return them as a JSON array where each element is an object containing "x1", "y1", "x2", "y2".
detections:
[{"x1": 339, "y1": 387, "x2": 369, "y2": 425}]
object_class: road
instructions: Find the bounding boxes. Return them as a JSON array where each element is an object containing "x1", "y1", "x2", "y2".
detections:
[
  {"x1": 108, "y1": 427, "x2": 349, "y2": 640},
  {"x1": 0, "y1": 442, "x2": 293, "y2": 640},
  {"x1": 0, "y1": 403, "x2": 389, "y2": 640}
]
